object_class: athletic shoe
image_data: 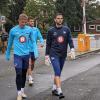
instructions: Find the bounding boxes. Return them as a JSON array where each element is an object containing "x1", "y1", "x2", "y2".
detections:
[
  {"x1": 21, "y1": 92, "x2": 27, "y2": 99},
  {"x1": 17, "y1": 95, "x2": 22, "y2": 100},
  {"x1": 29, "y1": 79, "x2": 34, "y2": 86},
  {"x1": 59, "y1": 93, "x2": 65, "y2": 99},
  {"x1": 52, "y1": 90, "x2": 59, "y2": 96}
]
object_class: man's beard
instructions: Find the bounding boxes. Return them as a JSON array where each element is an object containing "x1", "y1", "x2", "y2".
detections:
[{"x1": 56, "y1": 23, "x2": 63, "y2": 27}]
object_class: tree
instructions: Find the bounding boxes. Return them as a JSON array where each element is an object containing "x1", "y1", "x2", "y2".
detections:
[
  {"x1": 0, "y1": 0, "x2": 10, "y2": 16},
  {"x1": 24, "y1": 0, "x2": 56, "y2": 33},
  {"x1": 55, "y1": 0, "x2": 83, "y2": 30},
  {"x1": 25, "y1": 0, "x2": 55, "y2": 22},
  {"x1": 24, "y1": 0, "x2": 40, "y2": 18},
  {"x1": 8, "y1": 0, "x2": 26, "y2": 24},
  {"x1": 86, "y1": 0, "x2": 100, "y2": 20}
]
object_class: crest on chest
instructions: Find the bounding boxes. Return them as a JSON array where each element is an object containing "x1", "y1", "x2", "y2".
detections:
[
  {"x1": 19, "y1": 36, "x2": 26, "y2": 43},
  {"x1": 57, "y1": 36, "x2": 64, "y2": 43}
]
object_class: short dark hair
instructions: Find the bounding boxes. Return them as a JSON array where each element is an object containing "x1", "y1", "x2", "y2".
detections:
[
  {"x1": 28, "y1": 16, "x2": 34, "y2": 21},
  {"x1": 54, "y1": 13, "x2": 63, "y2": 18}
]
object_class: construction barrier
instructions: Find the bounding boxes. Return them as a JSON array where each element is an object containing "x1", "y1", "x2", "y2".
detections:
[{"x1": 78, "y1": 34, "x2": 90, "y2": 52}]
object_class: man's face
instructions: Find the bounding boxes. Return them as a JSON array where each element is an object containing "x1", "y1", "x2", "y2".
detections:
[
  {"x1": 54, "y1": 15, "x2": 63, "y2": 26},
  {"x1": 28, "y1": 19, "x2": 34, "y2": 27},
  {"x1": 18, "y1": 19, "x2": 28, "y2": 28}
]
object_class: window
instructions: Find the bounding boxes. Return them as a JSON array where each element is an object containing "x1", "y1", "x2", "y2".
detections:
[
  {"x1": 89, "y1": 25, "x2": 95, "y2": 29},
  {"x1": 74, "y1": 26, "x2": 80, "y2": 31},
  {"x1": 96, "y1": 25, "x2": 100, "y2": 32}
]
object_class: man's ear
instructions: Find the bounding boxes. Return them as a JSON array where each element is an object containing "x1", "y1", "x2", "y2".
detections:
[{"x1": 54, "y1": 18, "x2": 56, "y2": 22}]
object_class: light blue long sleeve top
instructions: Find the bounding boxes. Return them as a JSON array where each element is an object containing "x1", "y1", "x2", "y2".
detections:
[
  {"x1": 29, "y1": 27, "x2": 44, "y2": 53},
  {"x1": 6, "y1": 25, "x2": 38, "y2": 59}
]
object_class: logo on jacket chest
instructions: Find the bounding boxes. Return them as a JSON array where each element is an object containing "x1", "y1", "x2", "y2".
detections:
[
  {"x1": 53, "y1": 32, "x2": 57, "y2": 36},
  {"x1": 63, "y1": 31, "x2": 66, "y2": 34},
  {"x1": 19, "y1": 36, "x2": 26, "y2": 43},
  {"x1": 57, "y1": 36, "x2": 64, "y2": 43}
]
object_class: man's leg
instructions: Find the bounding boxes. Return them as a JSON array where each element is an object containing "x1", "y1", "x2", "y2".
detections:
[
  {"x1": 50, "y1": 55, "x2": 65, "y2": 99},
  {"x1": 28, "y1": 58, "x2": 35, "y2": 78},
  {"x1": 21, "y1": 68, "x2": 28, "y2": 98},
  {"x1": 15, "y1": 68, "x2": 22, "y2": 100},
  {"x1": 14, "y1": 54, "x2": 22, "y2": 100},
  {"x1": 50, "y1": 56, "x2": 64, "y2": 97},
  {"x1": 53, "y1": 57, "x2": 66, "y2": 91},
  {"x1": 27, "y1": 52, "x2": 35, "y2": 86},
  {"x1": 60, "y1": 57, "x2": 66, "y2": 74},
  {"x1": 21, "y1": 55, "x2": 29, "y2": 98}
]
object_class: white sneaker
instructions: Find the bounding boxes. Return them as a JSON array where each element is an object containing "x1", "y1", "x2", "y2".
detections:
[
  {"x1": 17, "y1": 95, "x2": 22, "y2": 100},
  {"x1": 29, "y1": 79, "x2": 34, "y2": 86},
  {"x1": 28, "y1": 75, "x2": 33, "y2": 80},
  {"x1": 21, "y1": 92, "x2": 27, "y2": 99}
]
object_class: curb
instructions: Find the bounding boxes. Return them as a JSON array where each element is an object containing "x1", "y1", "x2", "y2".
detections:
[{"x1": 75, "y1": 48, "x2": 100, "y2": 59}]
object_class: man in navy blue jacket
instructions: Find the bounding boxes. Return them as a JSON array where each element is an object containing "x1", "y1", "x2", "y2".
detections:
[{"x1": 45, "y1": 13, "x2": 75, "y2": 99}]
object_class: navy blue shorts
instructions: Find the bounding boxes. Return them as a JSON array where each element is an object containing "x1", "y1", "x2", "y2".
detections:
[
  {"x1": 29, "y1": 52, "x2": 36, "y2": 61},
  {"x1": 14, "y1": 54, "x2": 29, "y2": 69},
  {"x1": 50, "y1": 54, "x2": 66, "y2": 77}
]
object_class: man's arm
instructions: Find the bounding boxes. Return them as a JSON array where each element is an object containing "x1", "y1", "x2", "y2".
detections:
[
  {"x1": 67, "y1": 28, "x2": 74, "y2": 49},
  {"x1": 67, "y1": 28, "x2": 75, "y2": 59},
  {"x1": 45, "y1": 29, "x2": 52, "y2": 66},
  {"x1": 37, "y1": 28, "x2": 44, "y2": 45},
  {"x1": 5, "y1": 29, "x2": 14, "y2": 60},
  {"x1": 30, "y1": 29, "x2": 38, "y2": 58},
  {"x1": 45, "y1": 30, "x2": 52, "y2": 55}
]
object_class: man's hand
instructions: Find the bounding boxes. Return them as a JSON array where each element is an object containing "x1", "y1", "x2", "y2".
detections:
[
  {"x1": 40, "y1": 44, "x2": 44, "y2": 48},
  {"x1": 45, "y1": 55, "x2": 51, "y2": 66},
  {"x1": 5, "y1": 52, "x2": 10, "y2": 61},
  {"x1": 70, "y1": 48, "x2": 75, "y2": 60}
]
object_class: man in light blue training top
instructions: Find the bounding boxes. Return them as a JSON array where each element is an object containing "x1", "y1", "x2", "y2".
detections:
[
  {"x1": 5, "y1": 14, "x2": 38, "y2": 100},
  {"x1": 27, "y1": 16, "x2": 44, "y2": 86}
]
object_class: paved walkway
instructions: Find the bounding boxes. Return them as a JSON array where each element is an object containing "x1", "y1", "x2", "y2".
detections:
[
  {"x1": 32, "y1": 63, "x2": 100, "y2": 100},
  {"x1": 0, "y1": 40, "x2": 100, "y2": 100}
]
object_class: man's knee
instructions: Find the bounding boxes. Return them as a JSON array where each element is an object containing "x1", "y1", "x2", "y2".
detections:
[
  {"x1": 15, "y1": 68, "x2": 22, "y2": 76},
  {"x1": 55, "y1": 71, "x2": 61, "y2": 77},
  {"x1": 31, "y1": 64, "x2": 34, "y2": 70}
]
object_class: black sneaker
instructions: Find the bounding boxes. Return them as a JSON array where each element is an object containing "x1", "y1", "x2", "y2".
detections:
[
  {"x1": 59, "y1": 93, "x2": 65, "y2": 99},
  {"x1": 52, "y1": 90, "x2": 59, "y2": 96}
]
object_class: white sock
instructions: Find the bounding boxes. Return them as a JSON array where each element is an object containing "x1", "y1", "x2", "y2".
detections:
[
  {"x1": 21, "y1": 88, "x2": 24, "y2": 93},
  {"x1": 57, "y1": 87, "x2": 62, "y2": 94},
  {"x1": 52, "y1": 84, "x2": 56, "y2": 90},
  {"x1": 28, "y1": 75, "x2": 33, "y2": 80},
  {"x1": 18, "y1": 91, "x2": 22, "y2": 96}
]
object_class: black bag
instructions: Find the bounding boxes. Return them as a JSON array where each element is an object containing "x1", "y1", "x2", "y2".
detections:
[{"x1": 1, "y1": 33, "x2": 8, "y2": 41}]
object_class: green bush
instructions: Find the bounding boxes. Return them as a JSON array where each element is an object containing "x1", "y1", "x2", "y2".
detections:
[{"x1": 71, "y1": 32, "x2": 78, "y2": 37}]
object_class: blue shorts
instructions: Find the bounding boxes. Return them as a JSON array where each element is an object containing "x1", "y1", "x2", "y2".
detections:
[
  {"x1": 50, "y1": 54, "x2": 66, "y2": 76},
  {"x1": 29, "y1": 52, "x2": 36, "y2": 61},
  {"x1": 14, "y1": 54, "x2": 29, "y2": 69}
]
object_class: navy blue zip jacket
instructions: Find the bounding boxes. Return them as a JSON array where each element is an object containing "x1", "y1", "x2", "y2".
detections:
[{"x1": 45, "y1": 25, "x2": 74, "y2": 57}]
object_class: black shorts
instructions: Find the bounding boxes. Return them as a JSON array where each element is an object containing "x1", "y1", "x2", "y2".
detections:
[{"x1": 29, "y1": 52, "x2": 36, "y2": 61}]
